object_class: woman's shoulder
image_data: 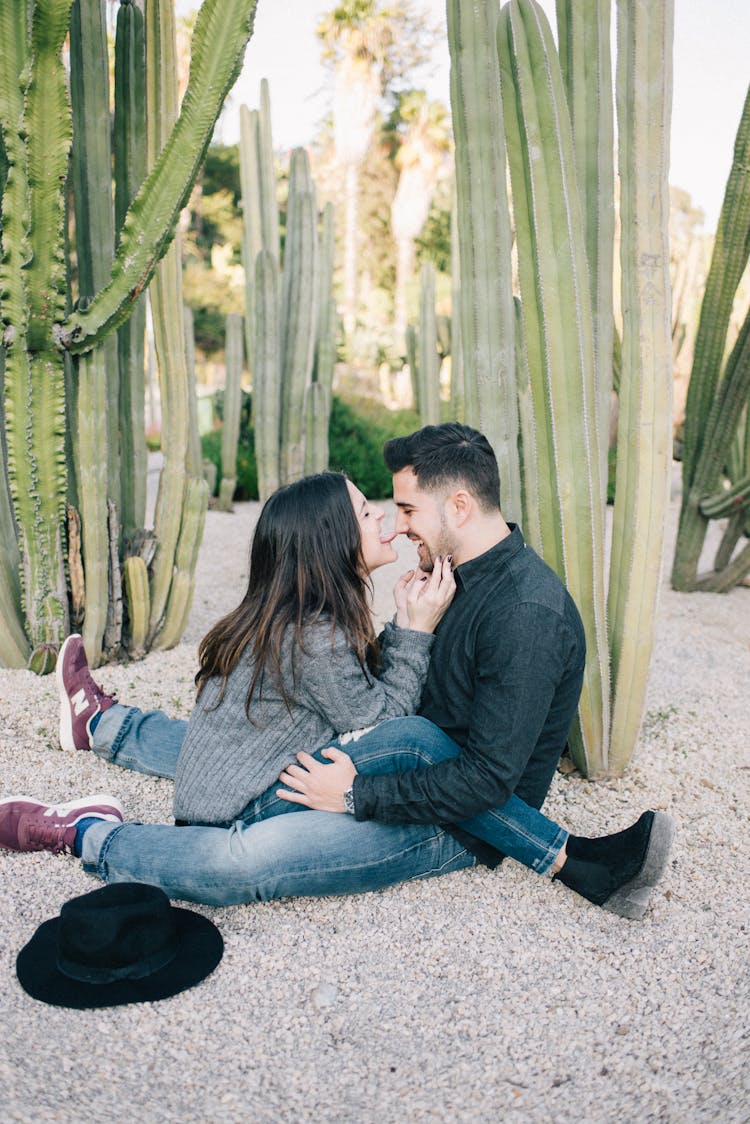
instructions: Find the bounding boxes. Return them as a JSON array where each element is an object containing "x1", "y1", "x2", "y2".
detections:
[{"x1": 297, "y1": 617, "x2": 351, "y2": 656}]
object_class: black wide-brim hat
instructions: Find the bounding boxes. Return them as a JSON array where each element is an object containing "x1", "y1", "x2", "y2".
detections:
[{"x1": 16, "y1": 883, "x2": 224, "y2": 1009}]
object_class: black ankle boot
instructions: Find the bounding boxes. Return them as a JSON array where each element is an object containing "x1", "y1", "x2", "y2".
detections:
[{"x1": 554, "y1": 811, "x2": 675, "y2": 920}]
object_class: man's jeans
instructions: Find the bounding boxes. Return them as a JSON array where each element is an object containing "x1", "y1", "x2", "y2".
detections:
[{"x1": 83, "y1": 708, "x2": 568, "y2": 906}]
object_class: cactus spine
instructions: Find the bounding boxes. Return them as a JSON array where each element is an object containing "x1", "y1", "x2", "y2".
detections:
[
  {"x1": 217, "y1": 312, "x2": 244, "y2": 511},
  {"x1": 447, "y1": 0, "x2": 521, "y2": 522},
  {"x1": 497, "y1": 0, "x2": 608, "y2": 773}
]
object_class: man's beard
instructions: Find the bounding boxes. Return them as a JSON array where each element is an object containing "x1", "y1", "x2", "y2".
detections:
[{"x1": 416, "y1": 513, "x2": 456, "y2": 573}]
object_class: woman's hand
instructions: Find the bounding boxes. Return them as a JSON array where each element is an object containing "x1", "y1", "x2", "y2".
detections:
[
  {"x1": 393, "y1": 568, "x2": 416, "y2": 628},
  {"x1": 402, "y1": 556, "x2": 456, "y2": 633}
]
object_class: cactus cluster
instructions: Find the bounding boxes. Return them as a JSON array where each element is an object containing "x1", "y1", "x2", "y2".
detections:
[
  {"x1": 448, "y1": 0, "x2": 673, "y2": 776},
  {"x1": 239, "y1": 82, "x2": 336, "y2": 500},
  {"x1": 0, "y1": 0, "x2": 258, "y2": 668}
]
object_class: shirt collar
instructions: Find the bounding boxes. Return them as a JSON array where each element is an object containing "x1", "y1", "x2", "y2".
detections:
[{"x1": 454, "y1": 524, "x2": 525, "y2": 591}]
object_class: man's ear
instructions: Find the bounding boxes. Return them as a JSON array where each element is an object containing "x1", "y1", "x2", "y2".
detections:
[{"x1": 448, "y1": 489, "x2": 473, "y2": 526}]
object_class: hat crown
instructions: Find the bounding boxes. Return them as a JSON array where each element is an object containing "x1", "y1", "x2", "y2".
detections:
[{"x1": 57, "y1": 883, "x2": 177, "y2": 984}]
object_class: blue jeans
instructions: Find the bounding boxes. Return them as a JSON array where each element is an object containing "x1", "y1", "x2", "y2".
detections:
[{"x1": 84, "y1": 711, "x2": 568, "y2": 905}]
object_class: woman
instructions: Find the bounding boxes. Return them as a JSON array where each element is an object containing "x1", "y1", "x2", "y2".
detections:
[{"x1": 56, "y1": 471, "x2": 456, "y2": 826}]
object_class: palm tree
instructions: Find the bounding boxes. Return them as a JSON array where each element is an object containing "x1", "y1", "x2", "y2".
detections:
[{"x1": 317, "y1": 0, "x2": 435, "y2": 347}]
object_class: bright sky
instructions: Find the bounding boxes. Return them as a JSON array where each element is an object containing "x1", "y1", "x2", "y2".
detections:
[{"x1": 187, "y1": 0, "x2": 750, "y2": 233}]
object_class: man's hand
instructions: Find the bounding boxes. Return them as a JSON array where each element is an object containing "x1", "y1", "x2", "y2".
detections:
[{"x1": 277, "y1": 747, "x2": 357, "y2": 813}]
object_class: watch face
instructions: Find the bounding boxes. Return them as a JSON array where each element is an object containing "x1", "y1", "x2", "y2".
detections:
[{"x1": 344, "y1": 787, "x2": 355, "y2": 815}]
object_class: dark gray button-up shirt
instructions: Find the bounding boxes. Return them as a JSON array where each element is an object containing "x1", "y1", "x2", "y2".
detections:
[{"x1": 354, "y1": 525, "x2": 586, "y2": 829}]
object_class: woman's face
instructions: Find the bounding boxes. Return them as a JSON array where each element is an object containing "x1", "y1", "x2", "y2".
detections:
[{"x1": 346, "y1": 480, "x2": 399, "y2": 573}]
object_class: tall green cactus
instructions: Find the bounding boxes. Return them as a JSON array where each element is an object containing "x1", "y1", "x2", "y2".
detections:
[
  {"x1": 556, "y1": 0, "x2": 614, "y2": 502},
  {"x1": 240, "y1": 84, "x2": 330, "y2": 493},
  {"x1": 69, "y1": 0, "x2": 122, "y2": 664},
  {"x1": 406, "y1": 324, "x2": 419, "y2": 414},
  {"x1": 672, "y1": 84, "x2": 750, "y2": 592},
  {"x1": 115, "y1": 0, "x2": 147, "y2": 542},
  {"x1": 448, "y1": 0, "x2": 521, "y2": 522},
  {"x1": 238, "y1": 81, "x2": 279, "y2": 372},
  {"x1": 145, "y1": 0, "x2": 209, "y2": 650},
  {"x1": 313, "y1": 200, "x2": 337, "y2": 401},
  {"x1": 217, "y1": 312, "x2": 244, "y2": 511},
  {"x1": 417, "y1": 262, "x2": 441, "y2": 426},
  {"x1": 279, "y1": 148, "x2": 318, "y2": 485},
  {"x1": 497, "y1": 0, "x2": 608, "y2": 773},
  {"x1": 607, "y1": 0, "x2": 674, "y2": 771},
  {"x1": 0, "y1": 0, "x2": 258, "y2": 668},
  {"x1": 1, "y1": 0, "x2": 71, "y2": 654},
  {"x1": 449, "y1": 186, "x2": 465, "y2": 425},
  {"x1": 305, "y1": 201, "x2": 337, "y2": 475},
  {"x1": 253, "y1": 250, "x2": 281, "y2": 501}
]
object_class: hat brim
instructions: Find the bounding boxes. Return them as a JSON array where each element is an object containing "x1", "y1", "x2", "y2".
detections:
[{"x1": 16, "y1": 904, "x2": 224, "y2": 1009}]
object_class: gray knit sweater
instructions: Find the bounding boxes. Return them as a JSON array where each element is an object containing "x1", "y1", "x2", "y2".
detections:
[{"x1": 172, "y1": 620, "x2": 434, "y2": 824}]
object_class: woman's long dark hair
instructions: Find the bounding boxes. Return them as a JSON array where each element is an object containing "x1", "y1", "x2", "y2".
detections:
[{"x1": 196, "y1": 472, "x2": 377, "y2": 715}]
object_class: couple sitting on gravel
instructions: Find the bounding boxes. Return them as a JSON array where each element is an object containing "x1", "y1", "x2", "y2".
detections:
[{"x1": 1, "y1": 423, "x2": 674, "y2": 919}]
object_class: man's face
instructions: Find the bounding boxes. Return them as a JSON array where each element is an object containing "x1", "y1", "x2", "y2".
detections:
[{"x1": 391, "y1": 468, "x2": 458, "y2": 572}]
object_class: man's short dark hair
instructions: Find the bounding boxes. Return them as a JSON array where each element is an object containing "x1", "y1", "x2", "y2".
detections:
[{"x1": 383, "y1": 423, "x2": 501, "y2": 512}]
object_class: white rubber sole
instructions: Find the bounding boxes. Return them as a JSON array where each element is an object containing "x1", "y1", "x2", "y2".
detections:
[
  {"x1": 0, "y1": 793, "x2": 124, "y2": 823},
  {"x1": 56, "y1": 634, "x2": 83, "y2": 752},
  {"x1": 602, "y1": 811, "x2": 676, "y2": 920}
]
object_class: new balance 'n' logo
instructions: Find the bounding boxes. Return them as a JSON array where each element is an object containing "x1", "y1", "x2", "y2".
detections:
[{"x1": 71, "y1": 688, "x2": 89, "y2": 717}]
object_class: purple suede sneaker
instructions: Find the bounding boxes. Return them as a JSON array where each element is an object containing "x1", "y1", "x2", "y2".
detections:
[
  {"x1": 56, "y1": 634, "x2": 117, "y2": 751},
  {"x1": 0, "y1": 795, "x2": 124, "y2": 854}
]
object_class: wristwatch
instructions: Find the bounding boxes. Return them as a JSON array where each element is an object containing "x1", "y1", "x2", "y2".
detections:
[{"x1": 343, "y1": 785, "x2": 355, "y2": 815}]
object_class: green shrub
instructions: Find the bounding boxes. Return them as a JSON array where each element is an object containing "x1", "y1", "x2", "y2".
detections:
[
  {"x1": 328, "y1": 397, "x2": 420, "y2": 497},
  {"x1": 201, "y1": 425, "x2": 258, "y2": 501},
  {"x1": 200, "y1": 393, "x2": 422, "y2": 501}
]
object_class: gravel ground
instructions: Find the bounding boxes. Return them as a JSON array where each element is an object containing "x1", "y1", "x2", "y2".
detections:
[{"x1": 0, "y1": 464, "x2": 748, "y2": 1122}]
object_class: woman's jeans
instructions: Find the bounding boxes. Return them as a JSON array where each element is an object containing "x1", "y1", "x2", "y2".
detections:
[{"x1": 83, "y1": 708, "x2": 568, "y2": 906}]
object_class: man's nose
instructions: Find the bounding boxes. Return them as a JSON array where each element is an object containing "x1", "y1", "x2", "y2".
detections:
[{"x1": 393, "y1": 510, "x2": 409, "y2": 533}]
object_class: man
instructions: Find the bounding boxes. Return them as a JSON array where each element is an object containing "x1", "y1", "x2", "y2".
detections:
[
  {"x1": 0, "y1": 425, "x2": 674, "y2": 918},
  {"x1": 281, "y1": 424, "x2": 587, "y2": 825}
]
